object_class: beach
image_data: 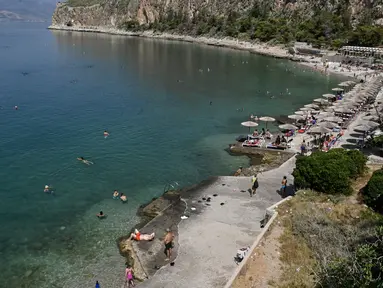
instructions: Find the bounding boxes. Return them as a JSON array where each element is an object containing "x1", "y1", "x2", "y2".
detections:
[{"x1": 47, "y1": 24, "x2": 383, "y2": 287}]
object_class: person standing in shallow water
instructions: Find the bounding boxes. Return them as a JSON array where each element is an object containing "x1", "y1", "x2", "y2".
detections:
[{"x1": 164, "y1": 228, "x2": 174, "y2": 261}]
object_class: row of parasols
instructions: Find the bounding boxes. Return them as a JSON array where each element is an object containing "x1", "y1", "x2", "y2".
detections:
[{"x1": 241, "y1": 78, "x2": 383, "y2": 136}]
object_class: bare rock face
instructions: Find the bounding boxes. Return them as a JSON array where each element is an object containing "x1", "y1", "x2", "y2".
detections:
[{"x1": 51, "y1": 0, "x2": 382, "y2": 30}]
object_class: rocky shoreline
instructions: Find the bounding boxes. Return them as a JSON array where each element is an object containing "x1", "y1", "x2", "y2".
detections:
[{"x1": 48, "y1": 25, "x2": 297, "y2": 60}]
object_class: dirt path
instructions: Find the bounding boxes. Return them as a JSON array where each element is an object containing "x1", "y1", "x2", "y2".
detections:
[{"x1": 231, "y1": 223, "x2": 283, "y2": 288}]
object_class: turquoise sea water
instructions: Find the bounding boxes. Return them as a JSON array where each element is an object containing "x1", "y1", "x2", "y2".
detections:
[{"x1": 0, "y1": 22, "x2": 342, "y2": 287}]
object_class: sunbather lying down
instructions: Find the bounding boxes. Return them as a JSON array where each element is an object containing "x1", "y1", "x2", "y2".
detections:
[{"x1": 130, "y1": 229, "x2": 155, "y2": 241}]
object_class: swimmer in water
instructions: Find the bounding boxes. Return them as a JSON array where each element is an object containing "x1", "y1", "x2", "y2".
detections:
[
  {"x1": 113, "y1": 190, "x2": 119, "y2": 199},
  {"x1": 14, "y1": 106, "x2": 18, "y2": 110},
  {"x1": 44, "y1": 185, "x2": 54, "y2": 194},
  {"x1": 77, "y1": 157, "x2": 93, "y2": 165},
  {"x1": 120, "y1": 193, "x2": 127, "y2": 203},
  {"x1": 96, "y1": 211, "x2": 106, "y2": 219},
  {"x1": 104, "y1": 130, "x2": 109, "y2": 138}
]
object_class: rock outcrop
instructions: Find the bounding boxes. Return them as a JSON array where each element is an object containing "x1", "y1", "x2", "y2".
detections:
[{"x1": 52, "y1": 0, "x2": 383, "y2": 29}]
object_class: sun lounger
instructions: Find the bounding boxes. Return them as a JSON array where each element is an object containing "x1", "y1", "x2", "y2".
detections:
[
  {"x1": 242, "y1": 138, "x2": 264, "y2": 147},
  {"x1": 266, "y1": 143, "x2": 287, "y2": 150}
]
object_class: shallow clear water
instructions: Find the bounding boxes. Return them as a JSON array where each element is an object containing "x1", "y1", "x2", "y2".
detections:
[{"x1": 0, "y1": 22, "x2": 342, "y2": 287}]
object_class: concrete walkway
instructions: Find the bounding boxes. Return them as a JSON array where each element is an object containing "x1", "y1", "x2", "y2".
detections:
[{"x1": 136, "y1": 156, "x2": 296, "y2": 288}]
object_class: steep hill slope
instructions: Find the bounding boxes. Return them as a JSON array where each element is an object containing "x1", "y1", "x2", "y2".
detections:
[{"x1": 52, "y1": 0, "x2": 383, "y2": 47}]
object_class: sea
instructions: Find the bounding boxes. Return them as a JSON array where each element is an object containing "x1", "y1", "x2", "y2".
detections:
[{"x1": 0, "y1": 22, "x2": 342, "y2": 288}]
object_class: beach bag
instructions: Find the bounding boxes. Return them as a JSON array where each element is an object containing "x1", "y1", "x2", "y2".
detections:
[{"x1": 234, "y1": 247, "x2": 250, "y2": 264}]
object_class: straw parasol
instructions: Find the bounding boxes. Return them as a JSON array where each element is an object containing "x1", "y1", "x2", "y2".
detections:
[
  {"x1": 313, "y1": 98, "x2": 329, "y2": 104},
  {"x1": 334, "y1": 107, "x2": 353, "y2": 113},
  {"x1": 259, "y1": 116, "x2": 275, "y2": 129},
  {"x1": 241, "y1": 121, "x2": 258, "y2": 132},
  {"x1": 304, "y1": 103, "x2": 320, "y2": 109},
  {"x1": 332, "y1": 88, "x2": 344, "y2": 92},
  {"x1": 309, "y1": 126, "x2": 332, "y2": 134},
  {"x1": 320, "y1": 121, "x2": 339, "y2": 129},
  {"x1": 279, "y1": 124, "x2": 298, "y2": 130},
  {"x1": 323, "y1": 93, "x2": 336, "y2": 99},
  {"x1": 354, "y1": 125, "x2": 374, "y2": 133},
  {"x1": 316, "y1": 112, "x2": 334, "y2": 119},
  {"x1": 295, "y1": 111, "x2": 308, "y2": 115},
  {"x1": 323, "y1": 116, "x2": 343, "y2": 123},
  {"x1": 363, "y1": 115, "x2": 379, "y2": 121},
  {"x1": 288, "y1": 114, "x2": 305, "y2": 121},
  {"x1": 359, "y1": 121, "x2": 380, "y2": 128}
]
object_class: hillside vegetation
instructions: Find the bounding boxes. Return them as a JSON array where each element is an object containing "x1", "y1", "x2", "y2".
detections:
[{"x1": 55, "y1": 0, "x2": 383, "y2": 48}]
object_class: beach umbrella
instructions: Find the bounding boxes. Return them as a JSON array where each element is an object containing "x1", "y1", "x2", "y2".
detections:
[
  {"x1": 338, "y1": 83, "x2": 349, "y2": 87},
  {"x1": 323, "y1": 93, "x2": 336, "y2": 99},
  {"x1": 308, "y1": 126, "x2": 332, "y2": 134},
  {"x1": 241, "y1": 121, "x2": 258, "y2": 132},
  {"x1": 323, "y1": 116, "x2": 343, "y2": 123},
  {"x1": 332, "y1": 88, "x2": 344, "y2": 92},
  {"x1": 259, "y1": 116, "x2": 275, "y2": 129},
  {"x1": 363, "y1": 115, "x2": 379, "y2": 121},
  {"x1": 359, "y1": 120, "x2": 380, "y2": 128},
  {"x1": 279, "y1": 124, "x2": 298, "y2": 130},
  {"x1": 346, "y1": 81, "x2": 356, "y2": 85},
  {"x1": 288, "y1": 114, "x2": 305, "y2": 121},
  {"x1": 304, "y1": 103, "x2": 320, "y2": 109},
  {"x1": 316, "y1": 112, "x2": 334, "y2": 119},
  {"x1": 354, "y1": 125, "x2": 374, "y2": 133},
  {"x1": 313, "y1": 98, "x2": 329, "y2": 104},
  {"x1": 300, "y1": 107, "x2": 312, "y2": 111},
  {"x1": 320, "y1": 121, "x2": 339, "y2": 129},
  {"x1": 334, "y1": 107, "x2": 353, "y2": 113},
  {"x1": 295, "y1": 111, "x2": 307, "y2": 115}
]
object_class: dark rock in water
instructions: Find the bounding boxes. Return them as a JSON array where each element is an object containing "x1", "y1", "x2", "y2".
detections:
[
  {"x1": 202, "y1": 197, "x2": 206, "y2": 201},
  {"x1": 21, "y1": 72, "x2": 29, "y2": 76},
  {"x1": 206, "y1": 198, "x2": 211, "y2": 202},
  {"x1": 154, "y1": 265, "x2": 160, "y2": 270},
  {"x1": 241, "y1": 190, "x2": 246, "y2": 193},
  {"x1": 220, "y1": 203, "x2": 225, "y2": 206},
  {"x1": 222, "y1": 184, "x2": 226, "y2": 186},
  {"x1": 213, "y1": 194, "x2": 218, "y2": 197},
  {"x1": 170, "y1": 262, "x2": 175, "y2": 266},
  {"x1": 205, "y1": 203, "x2": 211, "y2": 206},
  {"x1": 198, "y1": 200, "x2": 202, "y2": 203}
]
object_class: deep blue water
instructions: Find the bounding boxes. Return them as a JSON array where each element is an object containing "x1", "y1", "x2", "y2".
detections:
[{"x1": 0, "y1": 22, "x2": 342, "y2": 287}]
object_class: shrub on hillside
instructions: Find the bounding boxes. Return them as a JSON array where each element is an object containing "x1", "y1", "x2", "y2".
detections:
[
  {"x1": 293, "y1": 149, "x2": 367, "y2": 195},
  {"x1": 362, "y1": 169, "x2": 383, "y2": 213},
  {"x1": 319, "y1": 226, "x2": 383, "y2": 287}
]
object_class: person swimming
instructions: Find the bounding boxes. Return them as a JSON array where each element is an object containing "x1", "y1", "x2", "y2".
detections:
[
  {"x1": 104, "y1": 130, "x2": 109, "y2": 138},
  {"x1": 44, "y1": 185, "x2": 54, "y2": 194},
  {"x1": 77, "y1": 157, "x2": 93, "y2": 165},
  {"x1": 96, "y1": 211, "x2": 106, "y2": 219},
  {"x1": 120, "y1": 193, "x2": 127, "y2": 203},
  {"x1": 113, "y1": 190, "x2": 119, "y2": 199}
]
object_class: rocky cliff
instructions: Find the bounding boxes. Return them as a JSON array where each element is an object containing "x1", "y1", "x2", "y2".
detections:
[{"x1": 52, "y1": 0, "x2": 383, "y2": 28}]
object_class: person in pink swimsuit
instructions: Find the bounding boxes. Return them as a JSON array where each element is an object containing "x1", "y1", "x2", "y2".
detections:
[{"x1": 125, "y1": 266, "x2": 134, "y2": 287}]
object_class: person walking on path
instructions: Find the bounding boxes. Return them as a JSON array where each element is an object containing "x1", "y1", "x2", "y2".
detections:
[
  {"x1": 300, "y1": 140, "x2": 307, "y2": 155},
  {"x1": 95, "y1": 281, "x2": 100, "y2": 288},
  {"x1": 281, "y1": 176, "x2": 287, "y2": 197},
  {"x1": 125, "y1": 266, "x2": 135, "y2": 287},
  {"x1": 164, "y1": 228, "x2": 175, "y2": 261},
  {"x1": 251, "y1": 175, "x2": 258, "y2": 197}
]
